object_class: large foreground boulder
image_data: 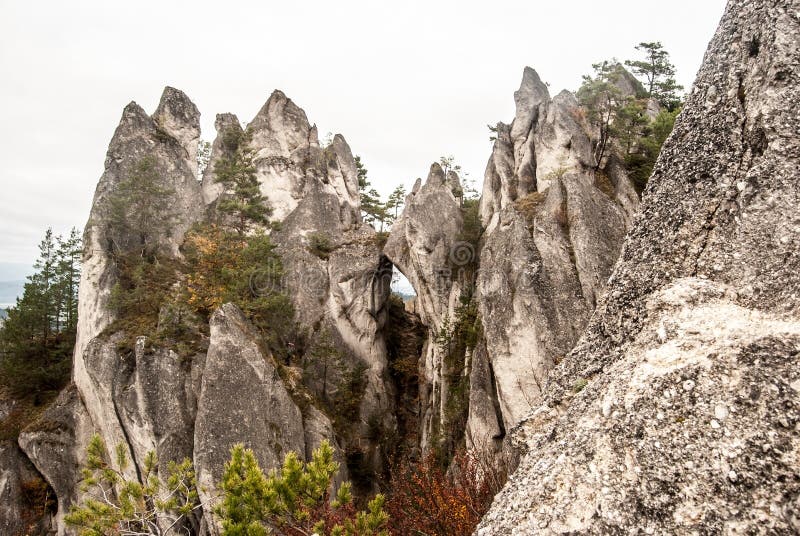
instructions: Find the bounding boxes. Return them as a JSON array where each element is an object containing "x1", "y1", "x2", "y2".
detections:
[{"x1": 477, "y1": 0, "x2": 800, "y2": 533}]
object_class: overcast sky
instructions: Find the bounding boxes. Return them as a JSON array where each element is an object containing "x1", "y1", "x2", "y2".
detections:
[{"x1": 0, "y1": 0, "x2": 728, "y2": 273}]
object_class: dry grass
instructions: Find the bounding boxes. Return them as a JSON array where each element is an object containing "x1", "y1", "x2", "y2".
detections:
[
  {"x1": 514, "y1": 190, "x2": 548, "y2": 223},
  {"x1": 595, "y1": 171, "x2": 616, "y2": 199}
]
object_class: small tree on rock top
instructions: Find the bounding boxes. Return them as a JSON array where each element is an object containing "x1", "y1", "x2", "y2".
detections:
[
  {"x1": 625, "y1": 42, "x2": 683, "y2": 110},
  {"x1": 214, "y1": 128, "x2": 271, "y2": 235}
]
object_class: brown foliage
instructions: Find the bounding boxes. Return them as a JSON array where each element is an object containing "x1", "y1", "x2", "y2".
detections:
[{"x1": 386, "y1": 448, "x2": 511, "y2": 536}]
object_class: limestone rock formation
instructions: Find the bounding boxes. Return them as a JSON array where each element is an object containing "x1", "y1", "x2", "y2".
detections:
[
  {"x1": 470, "y1": 66, "x2": 634, "y2": 447},
  {"x1": 11, "y1": 1, "x2": 799, "y2": 532},
  {"x1": 16, "y1": 87, "x2": 387, "y2": 534},
  {"x1": 384, "y1": 163, "x2": 468, "y2": 448},
  {"x1": 200, "y1": 113, "x2": 241, "y2": 206},
  {"x1": 383, "y1": 67, "x2": 638, "y2": 457},
  {"x1": 74, "y1": 87, "x2": 204, "y2": 432},
  {"x1": 478, "y1": 0, "x2": 800, "y2": 532},
  {"x1": 194, "y1": 304, "x2": 305, "y2": 524}
]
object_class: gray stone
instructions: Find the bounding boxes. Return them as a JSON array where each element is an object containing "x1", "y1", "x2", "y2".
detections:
[
  {"x1": 384, "y1": 163, "x2": 467, "y2": 449},
  {"x1": 194, "y1": 304, "x2": 305, "y2": 532},
  {"x1": 18, "y1": 385, "x2": 94, "y2": 535},
  {"x1": 0, "y1": 440, "x2": 53, "y2": 536},
  {"x1": 471, "y1": 66, "x2": 633, "y2": 446},
  {"x1": 478, "y1": 1, "x2": 800, "y2": 532}
]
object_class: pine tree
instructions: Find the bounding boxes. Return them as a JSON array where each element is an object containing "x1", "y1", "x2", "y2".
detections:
[
  {"x1": 0, "y1": 228, "x2": 81, "y2": 396},
  {"x1": 614, "y1": 100, "x2": 649, "y2": 155},
  {"x1": 624, "y1": 108, "x2": 681, "y2": 192},
  {"x1": 214, "y1": 128, "x2": 271, "y2": 235},
  {"x1": 354, "y1": 156, "x2": 391, "y2": 231},
  {"x1": 625, "y1": 42, "x2": 684, "y2": 110},
  {"x1": 217, "y1": 440, "x2": 389, "y2": 536},
  {"x1": 108, "y1": 156, "x2": 176, "y2": 257},
  {"x1": 385, "y1": 185, "x2": 406, "y2": 221},
  {"x1": 32, "y1": 228, "x2": 57, "y2": 342},
  {"x1": 438, "y1": 155, "x2": 461, "y2": 177},
  {"x1": 354, "y1": 155, "x2": 370, "y2": 192},
  {"x1": 54, "y1": 228, "x2": 82, "y2": 332},
  {"x1": 65, "y1": 434, "x2": 200, "y2": 536},
  {"x1": 577, "y1": 61, "x2": 631, "y2": 169}
]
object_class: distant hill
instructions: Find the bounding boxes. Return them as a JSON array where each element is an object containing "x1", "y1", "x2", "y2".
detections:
[{"x1": 0, "y1": 308, "x2": 8, "y2": 320}]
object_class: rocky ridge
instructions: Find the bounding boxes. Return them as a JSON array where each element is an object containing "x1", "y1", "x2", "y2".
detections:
[
  {"x1": 13, "y1": 87, "x2": 390, "y2": 535},
  {"x1": 477, "y1": 0, "x2": 800, "y2": 533},
  {"x1": 21, "y1": 64, "x2": 640, "y2": 536},
  {"x1": 383, "y1": 65, "x2": 640, "y2": 459}
]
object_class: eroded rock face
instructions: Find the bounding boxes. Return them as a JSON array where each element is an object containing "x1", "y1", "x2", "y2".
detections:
[
  {"x1": 478, "y1": 0, "x2": 800, "y2": 533},
  {"x1": 72, "y1": 88, "x2": 204, "y2": 471},
  {"x1": 468, "y1": 66, "x2": 633, "y2": 448},
  {"x1": 19, "y1": 86, "x2": 387, "y2": 534},
  {"x1": 153, "y1": 86, "x2": 202, "y2": 178},
  {"x1": 384, "y1": 163, "x2": 467, "y2": 449},
  {"x1": 0, "y1": 440, "x2": 53, "y2": 536},
  {"x1": 383, "y1": 67, "x2": 638, "y2": 455},
  {"x1": 194, "y1": 304, "x2": 305, "y2": 528},
  {"x1": 18, "y1": 385, "x2": 93, "y2": 535},
  {"x1": 479, "y1": 280, "x2": 800, "y2": 534},
  {"x1": 200, "y1": 113, "x2": 242, "y2": 206},
  {"x1": 203, "y1": 90, "x2": 361, "y2": 227}
]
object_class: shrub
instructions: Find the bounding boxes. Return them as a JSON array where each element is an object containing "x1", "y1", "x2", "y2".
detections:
[
  {"x1": 514, "y1": 190, "x2": 548, "y2": 223},
  {"x1": 374, "y1": 231, "x2": 390, "y2": 250},
  {"x1": 573, "y1": 377, "x2": 589, "y2": 393},
  {"x1": 217, "y1": 440, "x2": 389, "y2": 536},
  {"x1": 595, "y1": 170, "x2": 615, "y2": 198},
  {"x1": 183, "y1": 224, "x2": 295, "y2": 355},
  {"x1": 308, "y1": 232, "x2": 335, "y2": 260},
  {"x1": 331, "y1": 361, "x2": 369, "y2": 434},
  {"x1": 384, "y1": 293, "x2": 425, "y2": 459},
  {"x1": 386, "y1": 448, "x2": 511, "y2": 536},
  {"x1": 434, "y1": 292, "x2": 481, "y2": 463},
  {"x1": 65, "y1": 434, "x2": 199, "y2": 536},
  {"x1": 107, "y1": 254, "x2": 181, "y2": 351}
]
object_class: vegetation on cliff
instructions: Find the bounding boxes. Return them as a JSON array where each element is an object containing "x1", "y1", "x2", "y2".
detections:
[
  {"x1": 66, "y1": 438, "x2": 389, "y2": 536},
  {"x1": 578, "y1": 42, "x2": 682, "y2": 192}
]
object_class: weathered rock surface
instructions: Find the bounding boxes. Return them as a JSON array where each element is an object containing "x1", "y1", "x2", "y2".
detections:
[
  {"x1": 0, "y1": 440, "x2": 53, "y2": 535},
  {"x1": 478, "y1": 0, "x2": 800, "y2": 532},
  {"x1": 235, "y1": 90, "x2": 394, "y2": 471},
  {"x1": 72, "y1": 88, "x2": 205, "y2": 484},
  {"x1": 194, "y1": 304, "x2": 305, "y2": 526},
  {"x1": 18, "y1": 385, "x2": 93, "y2": 535},
  {"x1": 468, "y1": 66, "x2": 633, "y2": 448},
  {"x1": 384, "y1": 163, "x2": 468, "y2": 449},
  {"x1": 383, "y1": 68, "x2": 638, "y2": 455},
  {"x1": 200, "y1": 113, "x2": 242, "y2": 206},
  {"x1": 17, "y1": 86, "x2": 388, "y2": 534},
  {"x1": 16, "y1": 2, "x2": 800, "y2": 532}
]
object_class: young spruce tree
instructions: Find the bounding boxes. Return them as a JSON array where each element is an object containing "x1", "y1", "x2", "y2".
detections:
[{"x1": 214, "y1": 128, "x2": 271, "y2": 235}]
